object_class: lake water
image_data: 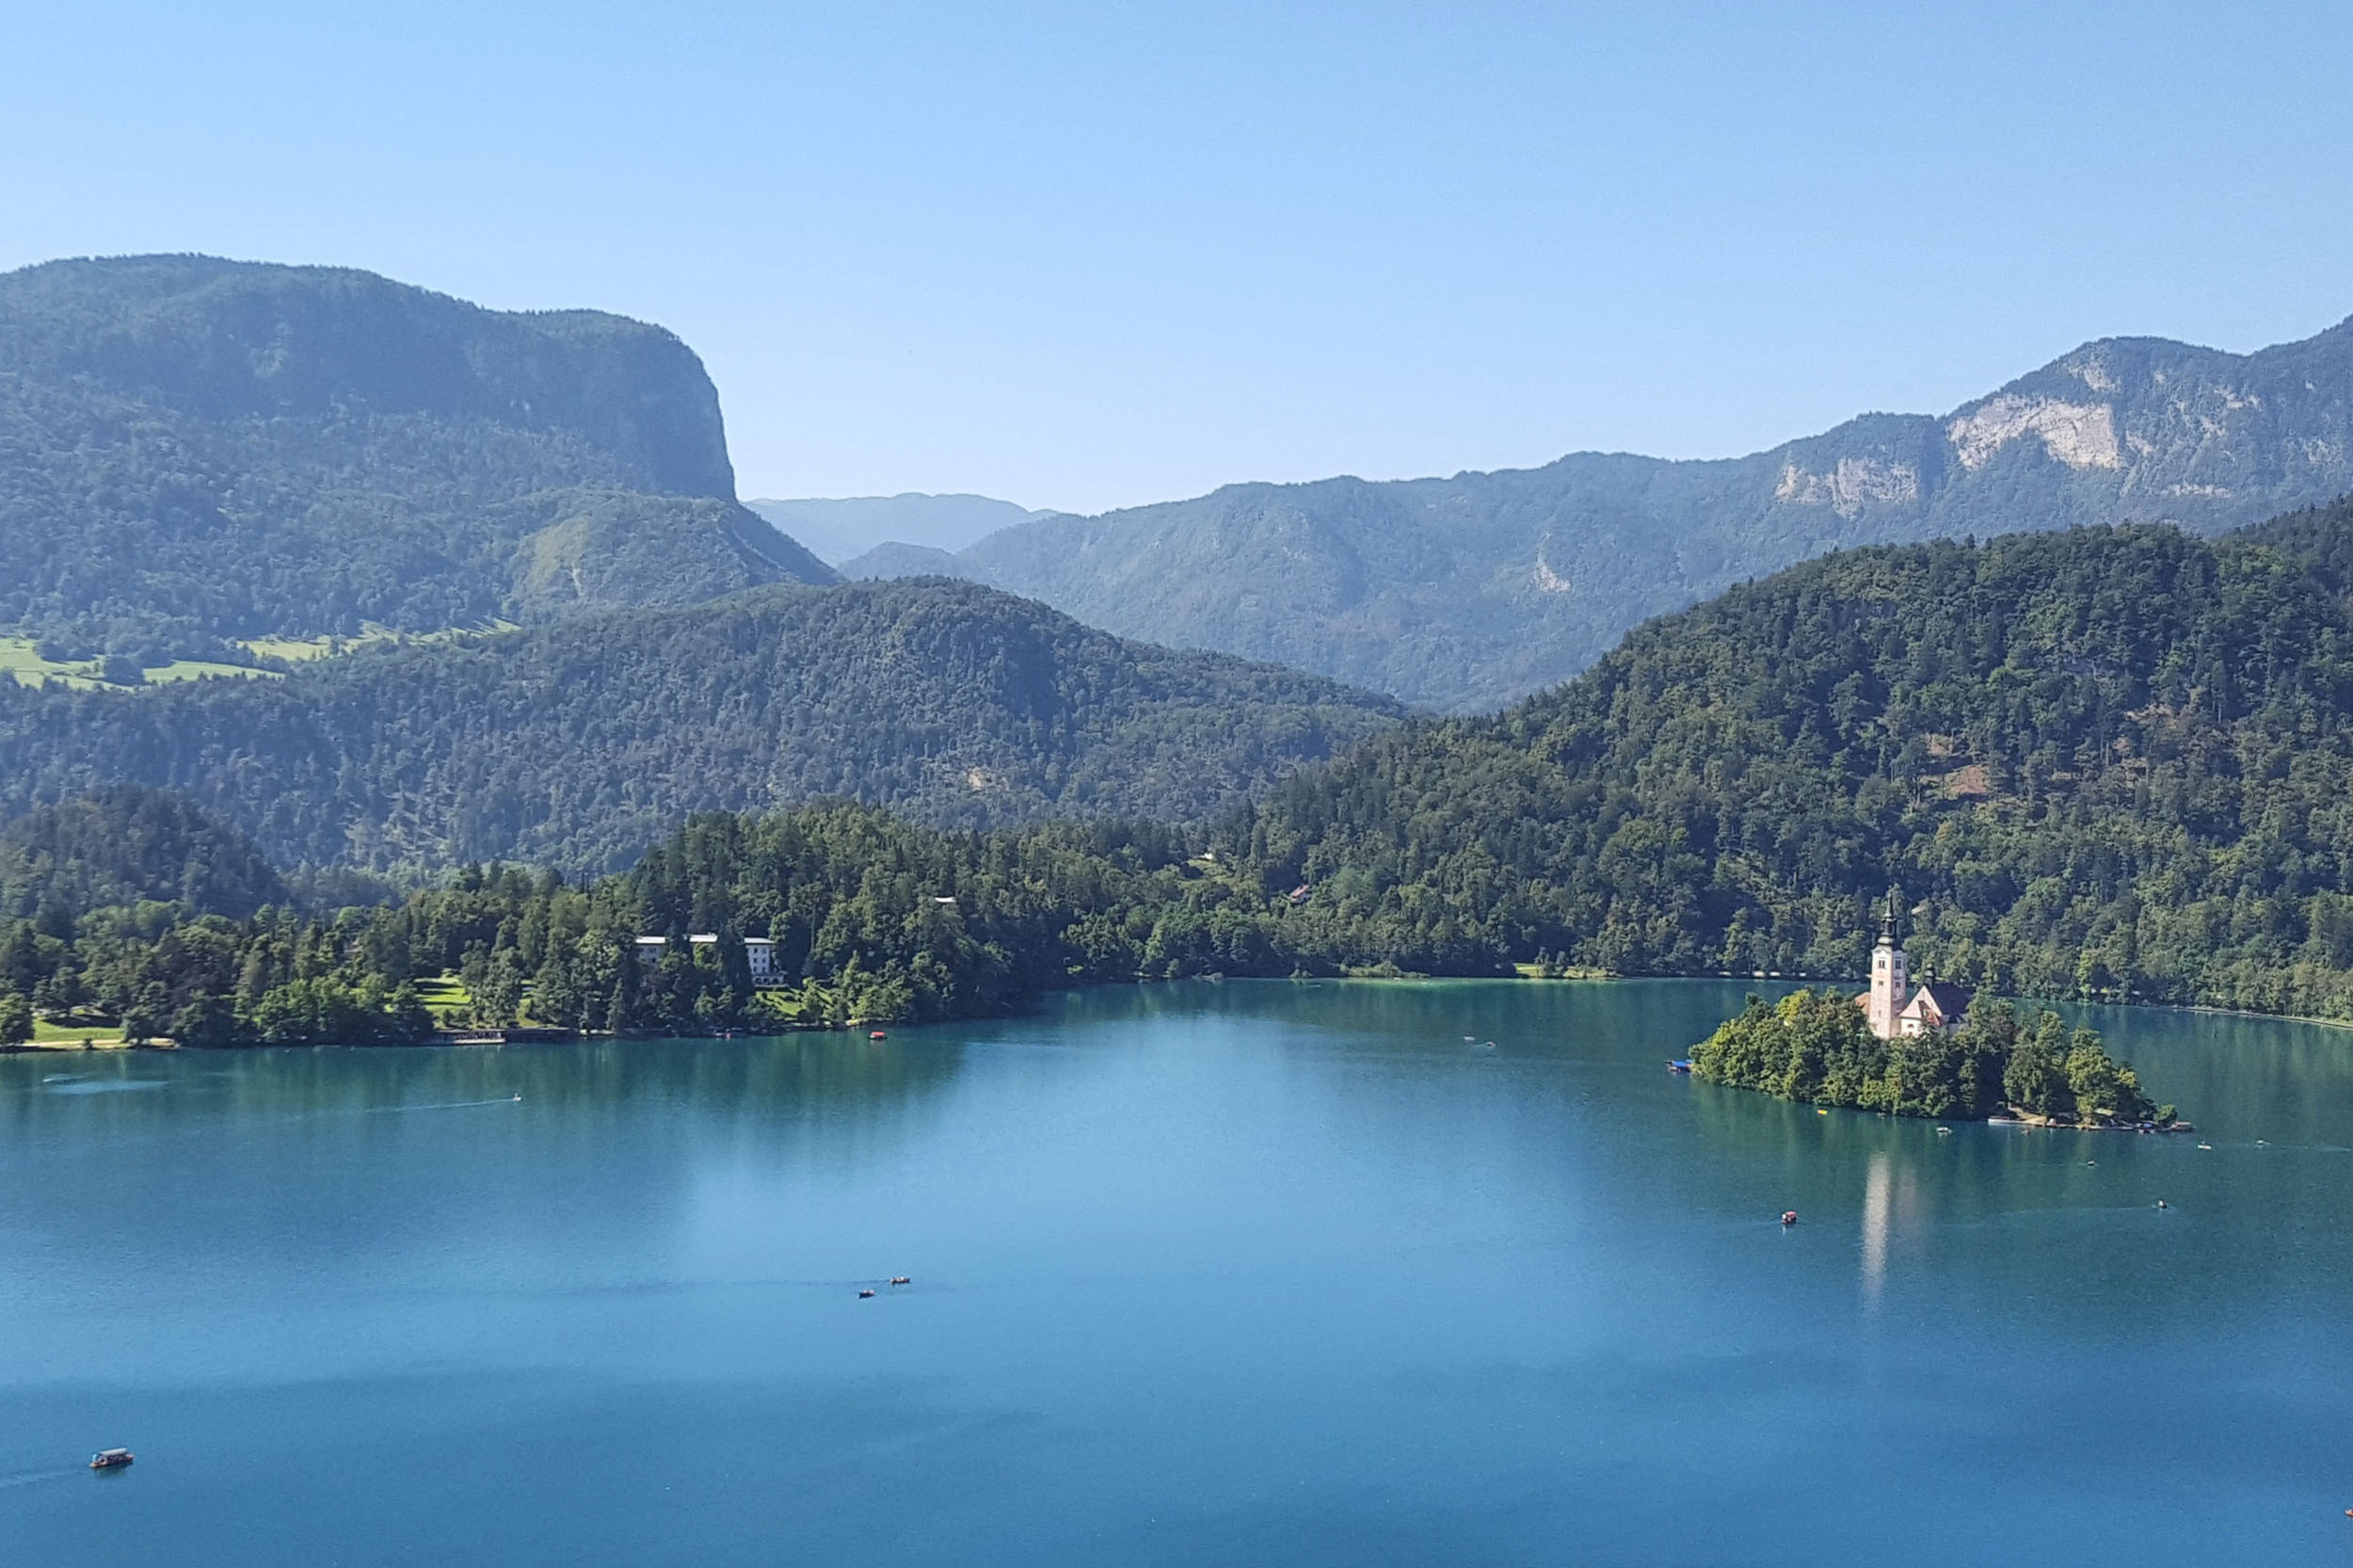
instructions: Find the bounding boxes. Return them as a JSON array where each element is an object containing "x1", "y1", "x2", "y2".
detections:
[{"x1": 3, "y1": 979, "x2": 2349, "y2": 1565}]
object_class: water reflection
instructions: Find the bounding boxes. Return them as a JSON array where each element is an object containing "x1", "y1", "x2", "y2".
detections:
[
  {"x1": 0, "y1": 1032, "x2": 984, "y2": 1308},
  {"x1": 0, "y1": 1031, "x2": 974, "y2": 1140},
  {"x1": 2, "y1": 980, "x2": 2351, "y2": 1568},
  {"x1": 1861, "y1": 1150, "x2": 1890, "y2": 1304},
  {"x1": 1858, "y1": 1149, "x2": 1928, "y2": 1307}
]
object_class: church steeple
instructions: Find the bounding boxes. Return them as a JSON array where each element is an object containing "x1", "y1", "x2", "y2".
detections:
[{"x1": 1866, "y1": 891, "x2": 1908, "y2": 1040}]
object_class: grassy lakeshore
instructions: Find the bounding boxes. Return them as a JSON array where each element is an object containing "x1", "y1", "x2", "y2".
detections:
[{"x1": 13, "y1": 1023, "x2": 136, "y2": 1049}]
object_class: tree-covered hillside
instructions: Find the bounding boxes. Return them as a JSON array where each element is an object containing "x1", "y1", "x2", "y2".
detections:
[
  {"x1": 0, "y1": 254, "x2": 831, "y2": 664},
  {"x1": 867, "y1": 315, "x2": 2353, "y2": 710},
  {"x1": 0, "y1": 579, "x2": 1403, "y2": 874},
  {"x1": 1219, "y1": 499, "x2": 2353, "y2": 1018},
  {"x1": 36, "y1": 489, "x2": 2353, "y2": 1047},
  {"x1": 0, "y1": 785, "x2": 288, "y2": 921}
]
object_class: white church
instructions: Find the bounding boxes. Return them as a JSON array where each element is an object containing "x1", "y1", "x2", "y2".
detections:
[{"x1": 1854, "y1": 897, "x2": 1972, "y2": 1041}]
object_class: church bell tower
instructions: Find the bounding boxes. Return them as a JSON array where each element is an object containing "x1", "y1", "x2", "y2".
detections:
[{"x1": 1867, "y1": 891, "x2": 1908, "y2": 1040}]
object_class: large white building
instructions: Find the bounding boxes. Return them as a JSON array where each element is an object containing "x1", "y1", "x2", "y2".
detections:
[{"x1": 632, "y1": 934, "x2": 780, "y2": 984}]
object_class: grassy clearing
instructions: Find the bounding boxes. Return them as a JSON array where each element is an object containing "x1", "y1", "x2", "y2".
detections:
[
  {"x1": 414, "y1": 975, "x2": 472, "y2": 1007},
  {"x1": 29, "y1": 1016, "x2": 128, "y2": 1046},
  {"x1": 414, "y1": 974, "x2": 472, "y2": 1027},
  {"x1": 239, "y1": 620, "x2": 518, "y2": 664},
  {"x1": 0, "y1": 635, "x2": 281, "y2": 691},
  {"x1": 146, "y1": 659, "x2": 279, "y2": 684},
  {"x1": 241, "y1": 631, "x2": 398, "y2": 663},
  {"x1": 0, "y1": 618, "x2": 524, "y2": 692},
  {"x1": 0, "y1": 636, "x2": 106, "y2": 690}
]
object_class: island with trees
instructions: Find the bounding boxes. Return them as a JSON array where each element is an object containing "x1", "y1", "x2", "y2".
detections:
[{"x1": 1689, "y1": 989, "x2": 2181, "y2": 1128}]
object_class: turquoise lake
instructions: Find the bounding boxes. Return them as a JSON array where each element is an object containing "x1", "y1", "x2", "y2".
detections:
[{"x1": 3, "y1": 979, "x2": 2348, "y2": 1564}]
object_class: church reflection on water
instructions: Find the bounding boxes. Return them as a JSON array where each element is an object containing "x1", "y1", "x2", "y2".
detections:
[{"x1": 1859, "y1": 1149, "x2": 1926, "y2": 1306}]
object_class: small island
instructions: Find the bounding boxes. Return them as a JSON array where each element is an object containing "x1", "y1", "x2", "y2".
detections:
[
  {"x1": 1691, "y1": 989, "x2": 2178, "y2": 1128},
  {"x1": 1688, "y1": 904, "x2": 2182, "y2": 1128}
]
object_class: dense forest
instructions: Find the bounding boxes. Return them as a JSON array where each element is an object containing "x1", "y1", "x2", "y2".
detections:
[
  {"x1": 0, "y1": 785, "x2": 288, "y2": 920},
  {"x1": 0, "y1": 579, "x2": 1404, "y2": 872},
  {"x1": 0, "y1": 254, "x2": 829, "y2": 665},
  {"x1": 1221, "y1": 499, "x2": 2353, "y2": 1019},
  {"x1": 0, "y1": 796, "x2": 1302, "y2": 1045},
  {"x1": 1689, "y1": 989, "x2": 2168, "y2": 1125},
  {"x1": 27, "y1": 504, "x2": 2353, "y2": 1046}
]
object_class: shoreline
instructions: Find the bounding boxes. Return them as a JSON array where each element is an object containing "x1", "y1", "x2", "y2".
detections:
[{"x1": 17, "y1": 969, "x2": 2353, "y2": 1054}]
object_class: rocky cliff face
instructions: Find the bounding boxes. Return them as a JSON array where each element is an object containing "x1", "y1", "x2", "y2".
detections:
[
  {"x1": 0, "y1": 254, "x2": 738, "y2": 497},
  {"x1": 874, "y1": 315, "x2": 2353, "y2": 712},
  {"x1": 0, "y1": 255, "x2": 830, "y2": 651}
]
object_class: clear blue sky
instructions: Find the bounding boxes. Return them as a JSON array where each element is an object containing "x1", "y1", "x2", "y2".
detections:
[{"x1": 6, "y1": 1, "x2": 2350, "y2": 514}]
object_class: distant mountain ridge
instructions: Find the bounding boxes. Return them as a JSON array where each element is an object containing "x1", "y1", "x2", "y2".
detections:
[
  {"x1": 857, "y1": 314, "x2": 2353, "y2": 711},
  {"x1": 0, "y1": 254, "x2": 832, "y2": 661}
]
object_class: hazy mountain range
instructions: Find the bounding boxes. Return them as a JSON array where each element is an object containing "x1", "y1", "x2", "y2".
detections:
[
  {"x1": 844, "y1": 315, "x2": 2353, "y2": 711},
  {"x1": 13, "y1": 250, "x2": 2353, "y2": 884},
  {"x1": 746, "y1": 493, "x2": 1052, "y2": 566}
]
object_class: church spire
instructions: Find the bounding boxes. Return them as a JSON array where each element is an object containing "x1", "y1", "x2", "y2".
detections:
[{"x1": 1866, "y1": 889, "x2": 1908, "y2": 1040}]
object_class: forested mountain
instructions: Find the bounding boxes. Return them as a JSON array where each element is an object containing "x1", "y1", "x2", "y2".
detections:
[
  {"x1": 0, "y1": 254, "x2": 831, "y2": 664},
  {"x1": 859, "y1": 313, "x2": 2353, "y2": 710},
  {"x1": 0, "y1": 786, "x2": 287, "y2": 920},
  {"x1": 1216, "y1": 498, "x2": 2353, "y2": 1018},
  {"x1": 751, "y1": 493, "x2": 1049, "y2": 567},
  {"x1": 38, "y1": 502, "x2": 2353, "y2": 1044},
  {"x1": 0, "y1": 579, "x2": 1401, "y2": 874}
]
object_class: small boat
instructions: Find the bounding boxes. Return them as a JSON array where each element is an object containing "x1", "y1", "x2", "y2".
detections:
[
  {"x1": 869, "y1": 1030, "x2": 888, "y2": 1041},
  {"x1": 1935, "y1": 1126, "x2": 1953, "y2": 1135},
  {"x1": 1666, "y1": 1060, "x2": 1692, "y2": 1074},
  {"x1": 889, "y1": 1276, "x2": 911, "y2": 1287},
  {"x1": 857, "y1": 1288, "x2": 876, "y2": 1299},
  {"x1": 1780, "y1": 1210, "x2": 1798, "y2": 1226},
  {"x1": 89, "y1": 1448, "x2": 133, "y2": 1470}
]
